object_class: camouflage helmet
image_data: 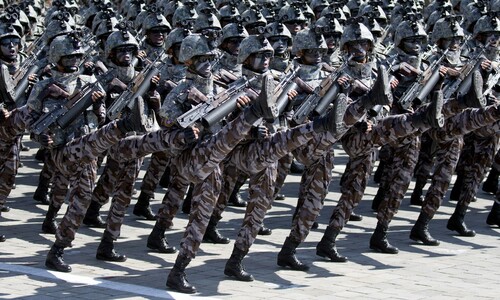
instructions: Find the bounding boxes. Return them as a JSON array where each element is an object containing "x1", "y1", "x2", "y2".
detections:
[
  {"x1": 346, "y1": 0, "x2": 366, "y2": 16},
  {"x1": 291, "y1": 26, "x2": 328, "y2": 55},
  {"x1": 196, "y1": 0, "x2": 218, "y2": 15},
  {"x1": 179, "y1": 33, "x2": 218, "y2": 62},
  {"x1": 427, "y1": 5, "x2": 454, "y2": 31},
  {"x1": 161, "y1": 0, "x2": 181, "y2": 24},
  {"x1": 491, "y1": 0, "x2": 500, "y2": 12},
  {"x1": 48, "y1": 31, "x2": 85, "y2": 65},
  {"x1": 278, "y1": 4, "x2": 307, "y2": 24},
  {"x1": 473, "y1": 14, "x2": 500, "y2": 37},
  {"x1": 359, "y1": 4, "x2": 388, "y2": 26},
  {"x1": 394, "y1": 16, "x2": 428, "y2": 47},
  {"x1": 172, "y1": 2, "x2": 199, "y2": 28},
  {"x1": 241, "y1": 6, "x2": 267, "y2": 28},
  {"x1": 95, "y1": 16, "x2": 119, "y2": 39},
  {"x1": 0, "y1": 15, "x2": 22, "y2": 40},
  {"x1": 315, "y1": 15, "x2": 344, "y2": 35},
  {"x1": 143, "y1": 7, "x2": 172, "y2": 32},
  {"x1": 431, "y1": 15, "x2": 465, "y2": 44},
  {"x1": 320, "y1": 4, "x2": 347, "y2": 24},
  {"x1": 339, "y1": 19, "x2": 374, "y2": 50},
  {"x1": 219, "y1": 4, "x2": 240, "y2": 23},
  {"x1": 463, "y1": 1, "x2": 488, "y2": 32},
  {"x1": 264, "y1": 21, "x2": 293, "y2": 41},
  {"x1": 165, "y1": 27, "x2": 191, "y2": 52},
  {"x1": 193, "y1": 12, "x2": 222, "y2": 32},
  {"x1": 45, "y1": 8, "x2": 77, "y2": 28},
  {"x1": 222, "y1": 22, "x2": 249, "y2": 42},
  {"x1": 310, "y1": 0, "x2": 330, "y2": 15},
  {"x1": 288, "y1": 1, "x2": 315, "y2": 21},
  {"x1": 105, "y1": 23, "x2": 139, "y2": 59},
  {"x1": 45, "y1": 18, "x2": 73, "y2": 45},
  {"x1": 91, "y1": 6, "x2": 116, "y2": 34},
  {"x1": 237, "y1": 34, "x2": 274, "y2": 64}
]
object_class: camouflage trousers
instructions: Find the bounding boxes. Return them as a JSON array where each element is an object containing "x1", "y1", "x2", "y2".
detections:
[
  {"x1": 376, "y1": 134, "x2": 420, "y2": 225},
  {"x1": 421, "y1": 106, "x2": 500, "y2": 219},
  {"x1": 0, "y1": 135, "x2": 21, "y2": 209},
  {"x1": 413, "y1": 131, "x2": 436, "y2": 182},
  {"x1": 96, "y1": 129, "x2": 188, "y2": 240},
  {"x1": 455, "y1": 131, "x2": 499, "y2": 209},
  {"x1": 52, "y1": 122, "x2": 125, "y2": 247},
  {"x1": 329, "y1": 114, "x2": 423, "y2": 230},
  {"x1": 157, "y1": 162, "x2": 191, "y2": 229},
  {"x1": 45, "y1": 156, "x2": 70, "y2": 210},
  {"x1": 273, "y1": 153, "x2": 293, "y2": 198},
  {"x1": 157, "y1": 113, "x2": 255, "y2": 259},
  {"x1": 225, "y1": 123, "x2": 318, "y2": 253},
  {"x1": 288, "y1": 130, "x2": 337, "y2": 242},
  {"x1": 140, "y1": 151, "x2": 171, "y2": 199}
]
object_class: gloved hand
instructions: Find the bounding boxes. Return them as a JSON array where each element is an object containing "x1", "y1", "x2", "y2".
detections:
[
  {"x1": 0, "y1": 108, "x2": 9, "y2": 123},
  {"x1": 46, "y1": 83, "x2": 70, "y2": 99},
  {"x1": 250, "y1": 125, "x2": 269, "y2": 139},
  {"x1": 182, "y1": 126, "x2": 199, "y2": 144},
  {"x1": 39, "y1": 133, "x2": 54, "y2": 148},
  {"x1": 149, "y1": 74, "x2": 160, "y2": 93}
]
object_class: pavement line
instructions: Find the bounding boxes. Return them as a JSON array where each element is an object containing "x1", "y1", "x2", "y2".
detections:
[{"x1": 0, "y1": 263, "x2": 214, "y2": 300}]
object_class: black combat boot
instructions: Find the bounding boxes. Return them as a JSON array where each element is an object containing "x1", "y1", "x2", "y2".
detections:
[
  {"x1": 372, "y1": 187, "x2": 386, "y2": 211},
  {"x1": 33, "y1": 175, "x2": 50, "y2": 205},
  {"x1": 457, "y1": 69, "x2": 486, "y2": 108},
  {"x1": 349, "y1": 212, "x2": 363, "y2": 221},
  {"x1": 224, "y1": 246, "x2": 254, "y2": 281},
  {"x1": 203, "y1": 215, "x2": 230, "y2": 244},
  {"x1": 370, "y1": 222, "x2": 399, "y2": 254},
  {"x1": 361, "y1": 65, "x2": 393, "y2": 108},
  {"x1": 166, "y1": 255, "x2": 196, "y2": 294},
  {"x1": 159, "y1": 167, "x2": 170, "y2": 189},
  {"x1": 410, "y1": 178, "x2": 427, "y2": 206},
  {"x1": 133, "y1": 192, "x2": 156, "y2": 220},
  {"x1": 244, "y1": 74, "x2": 278, "y2": 123},
  {"x1": 410, "y1": 211, "x2": 440, "y2": 246},
  {"x1": 181, "y1": 185, "x2": 192, "y2": 214},
  {"x1": 290, "y1": 160, "x2": 304, "y2": 174},
  {"x1": 316, "y1": 226, "x2": 348, "y2": 262},
  {"x1": 45, "y1": 243, "x2": 72, "y2": 272},
  {"x1": 83, "y1": 200, "x2": 106, "y2": 228},
  {"x1": 35, "y1": 148, "x2": 47, "y2": 161},
  {"x1": 449, "y1": 174, "x2": 463, "y2": 201},
  {"x1": 447, "y1": 204, "x2": 476, "y2": 236},
  {"x1": 486, "y1": 201, "x2": 500, "y2": 227},
  {"x1": 312, "y1": 92, "x2": 348, "y2": 135},
  {"x1": 228, "y1": 178, "x2": 247, "y2": 207},
  {"x1": 0, "y1": 234, "x2": 5, "y2": 242},
  {"x1": 373, "y1": 160, "x2": 385, "y2": 184},
  {"x1": 258, "y1": 223, "x2": 272, "y2": 235},
  {"x1": 41, "y1": 204, "x2": 59, "y2": 234},
  {"x1": 482, "y1": 168, "x2": 499, "y2": 194},
  {"x1": 408, "y1": 91, "x2": 444, "y2": 129},
  {"x1": 147, "y1": 222, "x2": 177, "y2": 253},
  {"x1": 277, "y1": 237, "x2": 309, "y2": 271},
  {"x1": 116, "y1": 97, "x2": 157, "y2": 133},
  {"x1": 96, "y1": 231, "x2": 127, "y2": 262}
]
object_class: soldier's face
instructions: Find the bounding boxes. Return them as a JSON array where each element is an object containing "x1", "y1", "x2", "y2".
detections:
[
  {"x1": 323, "y1": 33, "x2": 341, "y2": 49},
  {"x1": 223, "y1": 37, "x2": 243, "y2": 56},
  {"x1": 284, "y1": 20, "x2": 306, "y2": 35},
  {"x1": 0, "y1": 37, "x2": 20, "y2": 60},
  {"x1": 346, "y1": 40, "x2": 371, "y2": 63},
  {"x1": 147, "y1": 28, "x2": 168, "y2": 47},
  {"x1": 114, "y1": 46, "x2": 136, "y2": 66},
  {"x1": 268, "y1": 37, "x2": 289, "y2": 55},
  {"x1": 191, "y1": 55, "x2": 215, "y2": 77},
  {"x1": 440, "y1": 36, "x2": 463, "y2": 51},
  {"x1": 59, "y1": 54, "x2": 83, "y2": 72},
  {"x1": 302, "y1": 48, "x2": 326, "y2": 65},
  {"x1": 247, "y1": 51, "x2": 272, "y2": 72},
  {"x1": 401, "y1": 37, "x2": 424, "y2": 55}
]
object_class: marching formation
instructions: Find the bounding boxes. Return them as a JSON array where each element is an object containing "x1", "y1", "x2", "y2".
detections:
[{"x1": 0, "y1": 0, "x2": 499, "y2": 295}]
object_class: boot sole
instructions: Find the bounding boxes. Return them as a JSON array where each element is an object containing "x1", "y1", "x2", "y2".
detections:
[
  {"x1": 277, "y1": 259, "x2": 310, "y2": 271},
  {"x1": 166, "y1": 282, "x2": 197, "y2": 294},
  {"x1": 258, "y1": 74, "x2": 278, "y2": 120},
  {"x1": 96, "y1": 254, "x2": 127, "y2": 262},
  {"x1": 409, "y1": 234, "x2": 440, "y2": 246},
  {"x1": 224, "y1": 269, "x2": 255, "y2": 282},
  {"x1": 369, "y1": 245, "x2": 399, "y2": 254},
  {"x1": 45, "y1": 261, "x2": 72, "y2": 273},
  {"x1": 316, "y1": 250, "x2": 348, "y2": 262}
]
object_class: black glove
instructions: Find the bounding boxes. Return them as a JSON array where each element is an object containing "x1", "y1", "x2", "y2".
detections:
[
  {"x1": 250, "y1": 125, "x2": 269, "y2": 139},
  {"x1": 183, "y1": 127, "x2": 198, "y2": 144},
  {"x1": 39, "y1": 133, "x2": 54, "y2": 148}
]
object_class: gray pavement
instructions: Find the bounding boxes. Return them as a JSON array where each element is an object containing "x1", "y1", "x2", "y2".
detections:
[{"x1": 0, "y1": 139, "x2": 499, "y2": 299}]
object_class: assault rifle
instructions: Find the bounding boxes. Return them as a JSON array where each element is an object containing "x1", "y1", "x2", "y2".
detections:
[
  {"x1": 398, "y1": 49, "x2": 449, "y2": 110},
  {"x1": 12, "y1": 34, "x2": 46, "y2": 106},
  {"x1": 106, "y1": 56, "x2": 160, "y2": 119},
  {"x1": 292, "y1": 56, "x2": 351, "y2": 124},
  {"x1": 443, "y1": 47, "x2": 485, "y2": 100},
  {"x1": 176, "y1": 76, "x2": 256, "y2": 128},
  {"x1": 274, "y1": 65, "x2": 301, "y2": 115},
  {"x1": 30, "y1": 73, "x2": 109, "y2": 135}
]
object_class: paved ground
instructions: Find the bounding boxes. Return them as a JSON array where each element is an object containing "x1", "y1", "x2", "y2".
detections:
[{"x1": 0, "y1": 139, "x2": 499, "y2": 299}]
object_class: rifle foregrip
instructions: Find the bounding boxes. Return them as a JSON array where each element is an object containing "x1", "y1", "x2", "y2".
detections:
[
  {"x1": 314, "y1": 83, "x2": 340, "y2": 116},
  {"x1": 201, "y1": 90, "x2": 246, "y2": 128}
]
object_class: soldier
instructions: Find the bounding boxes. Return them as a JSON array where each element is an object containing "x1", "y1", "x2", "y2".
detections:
[
  {"x1": 423, "y1": 13, "x2": 500, "y2": 239},
  {"x1": 0, "y1": 31, "x2": 157, "y2": 271},
  {"x1": 134, "y1": 27, "x2": 190, "y2": 221},
  {"x1": 160, "y1": 33, "x2": 346, "y2": 294}
]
